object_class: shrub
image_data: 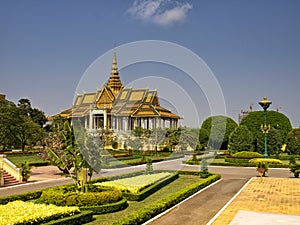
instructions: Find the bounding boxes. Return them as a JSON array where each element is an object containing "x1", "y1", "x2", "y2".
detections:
[
  {"x1": 249, "y1": 158, "x2": 282, "y2": 176},
  {"x1": 39, "y1": 189, "x2": 122, "y2": 207},
  {"x1": 0, "y1": 201, "x2": 80, "y2": 225},
  {"x1": 232, "y1": 151, "x2": 263, "y2": 158},
  {"x1": 43, "y1": 210, "x2": 94, "y2": 225},
  {"x1": 0, "y1": 190, "x2": 42, "y2": 205},
  {"x1": 289, "y1": 163, "x2": 300, "y2": 178},
  {"x1": 80, "y1": 198, "x2": 128, "y2": 214}
]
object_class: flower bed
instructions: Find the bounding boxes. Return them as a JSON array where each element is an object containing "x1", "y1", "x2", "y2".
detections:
[
  {"x1": 96, "y1": 172, "x2": 172, "y2": 194},
  {"x1": 0, "y1": 200, "x2": 80, "y2": 225}
]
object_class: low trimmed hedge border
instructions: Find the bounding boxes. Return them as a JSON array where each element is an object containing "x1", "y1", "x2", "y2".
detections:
[
  {"x1": 43, "y1": 210, "x2": 94, "y2": 225},
  {"x1": 80, "y1": 198, "x2": 128, "y2": 214},
  {"x1": 184, "y1": 160, "x2": 290, "y2": 168},
  {"x1": 112, "y1": 173, "x2": 221, "y2": 225},
  {"x1": 0, "y1": 190, "x2": 42, "y2": 205},
  {"x1": 123, "y1": 173, "x2": 179, "y2": 201}
]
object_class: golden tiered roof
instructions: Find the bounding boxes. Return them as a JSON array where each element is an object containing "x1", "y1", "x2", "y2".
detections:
[
  {"x1": 56, "y1": 47, "x2": 180, "y2": 120},
  {"x1": 111, "y1": 88, "x2": 180, "y2": 119},
  {"x1": 105, "y1": 47, "x2": 123, "y2": 96}
]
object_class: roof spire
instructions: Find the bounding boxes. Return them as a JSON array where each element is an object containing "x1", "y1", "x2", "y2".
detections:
[
  {"x1": 106, "y1": 45, "x2": 123, "y2": 96},
  {"x1": 111, "y1": 45, "x2": 118, "y2": 74}
]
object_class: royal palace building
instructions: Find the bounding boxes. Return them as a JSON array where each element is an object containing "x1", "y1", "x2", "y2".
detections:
[{"x1": 58, "y1": 48, "x2": 181, "y2": 131}]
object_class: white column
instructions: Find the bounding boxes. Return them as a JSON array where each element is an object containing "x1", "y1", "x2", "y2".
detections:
[
  {"x1": 84, "y1": 116, "x2": 88, "y2": 129},
  {"x1": 103, "y1": 111, "x2": 107, "y2": 129},
  {"x1": 89, "y1": 112, "x2": 93, "y2": 130}
]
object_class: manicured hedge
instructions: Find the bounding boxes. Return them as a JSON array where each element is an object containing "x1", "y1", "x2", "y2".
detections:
[
  {"x1": 112, "y1": 173, "x2": 221, "y2": 225},
  {"x1": 225, "y1": 157, "x2": 255, "y2": 163},
  {"x1": 43, "y1": 210, "x2": 94, "y2": 225},
  {"x1": 38, "y1": 189, "x2": 122, "y2": 207},
  {"x1": 232, "y1": 151, "x2": 263, "y2": 158},
  {"x1": 0, "y1": 190, "x2": 42, "y2": 205},
  {"x1": 80, "y1": 198, "x2": 128, "y2": 214},
  {"x1": 123, "y1": 173, "x2": 179, "y2": 201}
]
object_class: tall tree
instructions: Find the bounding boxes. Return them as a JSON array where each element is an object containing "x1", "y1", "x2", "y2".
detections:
[
  {"x1": 0, "y1": 99, "x2": 18, "y2": 150},
  {"x1": 15, "y1": 116, "x2": 44, "y2": 151},
  {"x1": 240, "y1": 111, "x2": 292, "y2": 149},
  {"x1": 286, "y1": 128, "x2": 300, "y2": 155},
  {"x1": 201, "y1": 116, "x2": 238, "y2": 149}
]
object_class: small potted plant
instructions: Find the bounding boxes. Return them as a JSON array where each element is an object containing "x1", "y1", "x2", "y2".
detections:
[{"x1": 21, "y1": 161, "x2": 32, "y2": 182}]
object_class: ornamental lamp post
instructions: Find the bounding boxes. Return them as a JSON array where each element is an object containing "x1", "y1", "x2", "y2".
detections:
[{"x1": 259, "y1": 96, "x2": 272, "y2": 158}]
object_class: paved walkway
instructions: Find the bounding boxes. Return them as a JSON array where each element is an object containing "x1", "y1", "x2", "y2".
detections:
[
  {"x1": 209, "y1": 177, "x2": 300, "y2": 225},
  {"x1": 1, "y1": 164, "x2": 299, "y2": 225}
]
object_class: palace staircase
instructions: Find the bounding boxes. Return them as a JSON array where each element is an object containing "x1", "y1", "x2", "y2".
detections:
[{"x1": 0, "y1": 169, "x2": 23, "y2": 187}]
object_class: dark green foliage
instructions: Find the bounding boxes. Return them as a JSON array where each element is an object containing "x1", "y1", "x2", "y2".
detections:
[
  {"x1": 289, "y1": 163, "x2": 300, "y2": 178},
  {"x1": 43, "y1": 211, "x2": 94, "y2": 225},
  {"x1": 228, "y1": 125, "x2": 254, "y2": 154},
  {"x1": 0, "y1": 190, "x2": 43, "y2": 205},
  {"x1": 240, "y1": 110, "x2": 292, "y2": 151},
  {"x1": 201, "y1": 116, "x2": 238, "y2": 149},
  {"x1": 21, "y1": 161, "x2": 32, "y2": 182},
  {"x1": 256, "y1": 127, "x2": 283, "y2": 156},
  {"x1": 0, "y1": 98, "x2": 45, "y2": 151},
  {"x1": 286, "y1": 128, "x2": 300, "y2": 155},
  {"x1": 123, "y1": 173, "x2": 179, "y2": 201},
  {"x1": 112, "y1": 174, "x2": 221, "y2": 225},
  {"x1": 145, "y1": 158, "x2": 153, "y2": 174},
  {"x1": 80, "y1": 198, "x2": 128, "y2": 214},
  {"x1": 199, "y1": 158, "x2": 209, "y2": 178},
  {"x1": 198, "y1": 128, "x2": 209, "y2": 149},
  {"x1": 38, "y1": 188, "x2": 122, "y2": 207}
]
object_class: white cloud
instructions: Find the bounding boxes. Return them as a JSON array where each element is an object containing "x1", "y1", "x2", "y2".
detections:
[{"x1": 127, "y1": 0, "x2": 193, "y2": 26}]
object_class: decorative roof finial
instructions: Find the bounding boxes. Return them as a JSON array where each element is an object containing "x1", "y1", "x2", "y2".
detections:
[{"x1": 106, "y1": 44, "x2": 123, "y2": 96}]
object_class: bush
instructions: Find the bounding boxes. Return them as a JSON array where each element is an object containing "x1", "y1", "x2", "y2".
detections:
[
  {"x1": 289, "y1": 163, "x2": 300, "y2": 178},
  {"x1": 0, "y1": 190, "x2": 42, "y2": 205},
  {"x1": 39, "y1": 188, "x2": 122, "y2": 207},
  {"x1": 225, "y1": 151, "x2": 263, "y2": 163},
  {"x1": 80, "y1": 198, "x2": 128, "y2": 214},
  {"x1": 43, "y1": 210, "x2": 94, "y2": 225},
  {"x1": 232, "y1": 151, "x2": 263, "y2": 158}
]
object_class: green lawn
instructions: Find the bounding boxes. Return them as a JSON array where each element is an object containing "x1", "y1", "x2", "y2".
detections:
[
  {"x1": 6, "y1": 154, "x2": 48, "y2": 167},
  {"x1": 86, "y1": 175, "x2": 201, "y2": 225}
]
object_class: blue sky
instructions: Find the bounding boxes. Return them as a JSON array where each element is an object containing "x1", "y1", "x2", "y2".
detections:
[{"x1": 1, "y1": 0, "x2": 300, "y2": 127}]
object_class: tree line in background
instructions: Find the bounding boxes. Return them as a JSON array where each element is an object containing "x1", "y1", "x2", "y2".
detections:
[
  {"x1": 1, "y1": 97, "x2": 300, "y2": 157},
  {"x1": 0, "y1": 98, "x2": 47, "y2": 151}
]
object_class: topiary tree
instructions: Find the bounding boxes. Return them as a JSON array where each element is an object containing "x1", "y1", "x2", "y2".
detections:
[
  {"x1": 198, "y1": 128, "x2": 209, "y2": 150},
  {"x1": 240, "y1": 111, "x2": 292, "y2": 152},
  {"x1": 286, "y1": 128, "x2": 300, "y2": 155},
  {"x1": 228, "y1": 125, "x2": 254, "y2": 154},
  {"x1": 201, "y1": 115, "x2": 238, "y2": 149}
]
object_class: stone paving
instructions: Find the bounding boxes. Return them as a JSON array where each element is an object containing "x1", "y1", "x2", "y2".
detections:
[{"x1": 210, "y1": 177, "x2": 300, "y2": 225}]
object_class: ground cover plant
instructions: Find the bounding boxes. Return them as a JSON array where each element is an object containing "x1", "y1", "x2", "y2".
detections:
[
  {"x1": 0, "y1": 200, "x2": 79, "y2": 225},
  {"x1": 6, "y1": 153, "x2": 49, "y2": 167},
  {"x1": 38, "y1": 185, "x2": 123, "y2": 207},
  {"x1": 96, "y1": 172, "x2": 172, "y2": 194}
]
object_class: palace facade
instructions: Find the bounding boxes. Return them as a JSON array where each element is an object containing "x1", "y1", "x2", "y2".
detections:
[{"x1": 59, "y1": 48, "x2": 181, "y2": 131}]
